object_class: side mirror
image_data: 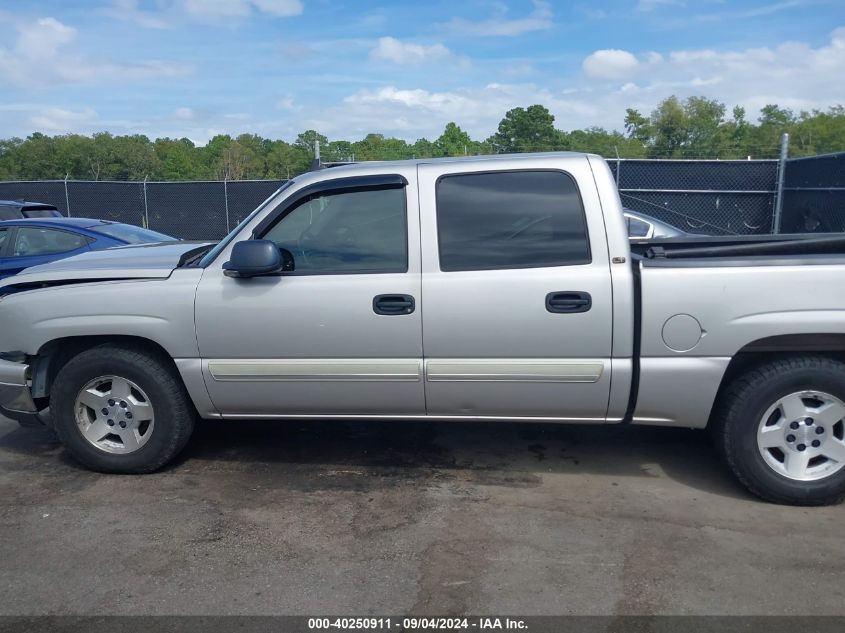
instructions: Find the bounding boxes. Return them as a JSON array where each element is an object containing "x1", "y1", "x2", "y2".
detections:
[{"x1": 223, "y1": 240, "x2": 285, "y2": 278}]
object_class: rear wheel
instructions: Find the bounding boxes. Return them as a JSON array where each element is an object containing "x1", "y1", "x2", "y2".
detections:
[
  {"x1": 713, "y1": 355, "x2": 845, "y2": 505},
  {"x1": 51, "y1": 344, "x2": 195, "y2": 473}
]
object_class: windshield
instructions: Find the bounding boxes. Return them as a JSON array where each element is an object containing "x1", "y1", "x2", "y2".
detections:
[
  {"x1": 198, "y1": 179, "x2": 295, "y2": 267},
  {"x1": 90, "y1": 223, "x2": 177, "y2": 244}
]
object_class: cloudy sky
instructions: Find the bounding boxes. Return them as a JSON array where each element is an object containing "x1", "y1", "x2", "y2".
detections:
[{"x1": 0, "y1": 0, "x2": 843, "y2": 144}]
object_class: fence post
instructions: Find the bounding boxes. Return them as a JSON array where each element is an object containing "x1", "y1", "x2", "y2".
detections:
[
  {"x1": 64, "y1": 173, "x2": 71, "y2": 217},
  {"x1": 614, "y1": 146, "x2": 621, "y2": 186},
  {"x1": 773, "y1": 133, "x2": 789, "y2": 234},
  {"x1": 223, "y1": 177, "x2": 231, "y2": 233},
  {"x1": 142, "y1": 176, "x2": 149, "y2": 229}
]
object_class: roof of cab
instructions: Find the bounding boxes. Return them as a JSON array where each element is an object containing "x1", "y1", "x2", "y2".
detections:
[{"x1": 318, "y1": 151, "x2": 595, "y2": 174}]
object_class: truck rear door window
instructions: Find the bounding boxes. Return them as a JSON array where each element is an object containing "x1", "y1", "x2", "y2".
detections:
[{"x1": 435, "y1": 170, "x2": 591, "y2": 272}]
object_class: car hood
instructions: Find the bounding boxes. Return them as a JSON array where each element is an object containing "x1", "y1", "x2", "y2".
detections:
[{"x1": 0, "y1": 241, "x2": 213, "y2": 290}]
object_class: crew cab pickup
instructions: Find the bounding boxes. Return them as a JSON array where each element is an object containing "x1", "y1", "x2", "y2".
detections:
[{"x1": 2, "y1": 152, "x2": 845, "y2": 506}]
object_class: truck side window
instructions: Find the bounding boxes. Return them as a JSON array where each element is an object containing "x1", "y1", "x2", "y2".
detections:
[
  {"x1": 435, "y1": 170, "x2": 591, "y2": 272},
  {"x1": 262, "y1": 186, "x2": 407, "y2": 274}
]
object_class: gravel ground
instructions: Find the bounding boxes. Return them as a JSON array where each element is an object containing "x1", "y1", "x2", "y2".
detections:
[{"x1": 1, "y1": 416, "x2": 844, "y2": 616}]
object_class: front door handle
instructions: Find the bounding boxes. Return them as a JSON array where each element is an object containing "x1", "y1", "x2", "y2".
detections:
[
  {"x1": 373, "y1": 294, "x2": 415, "y2": 315},
  {"x1": 546, "y1": 291, "x2": 592, "y2": 314}
]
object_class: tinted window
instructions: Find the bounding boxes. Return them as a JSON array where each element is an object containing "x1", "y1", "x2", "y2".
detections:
[
  {"x1": 436, "y1": 171, "x2": 591, "y2": 272},
  {"x1": 0, "y1": 229, "x2": 7, "y2": 253},
  {"x1": 22, "y1": 209, "x2": 63, "y2": 218},
  {"x1": 13, "y1": 227, "x2": 90, "y2": 257},
  {"x1": 626, "y1": 215, "x2": 652, "y2": 238},
  {"x1": 90, "y1": 223, "x2": 176, "y2": 244},
  {"x1": 262, "y1": 187, "x2": 407, "y2": 274}
]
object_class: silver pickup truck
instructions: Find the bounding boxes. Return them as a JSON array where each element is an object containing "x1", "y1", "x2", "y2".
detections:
[{"x1": 2, "y1": 152, "x2": 845, "y2": 506}]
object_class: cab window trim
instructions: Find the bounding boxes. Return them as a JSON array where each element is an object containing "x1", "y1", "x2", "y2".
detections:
[{"x1": 251, "y1": 174, "x2": 408, "y2": 238}]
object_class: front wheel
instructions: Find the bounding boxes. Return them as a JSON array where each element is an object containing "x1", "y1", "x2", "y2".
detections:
[
  {"x1": 51, "y1": 344, "x2": 196, "y2": 473},
  {"x1": 713, "y1": 355, "x2": 845, "y2": 505}
]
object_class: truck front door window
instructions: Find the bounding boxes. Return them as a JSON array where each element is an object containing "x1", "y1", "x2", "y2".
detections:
[{"x1": 262, "y1": 187, "x2": 407, "y2": 274}]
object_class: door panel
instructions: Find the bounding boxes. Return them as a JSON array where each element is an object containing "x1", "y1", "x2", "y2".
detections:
[
  {"x1": 418, "y1": 158, "x2": 614, "y2": 420},
  {"x1": 195, "y1": 170, "x2": 424, "y2": 417}
]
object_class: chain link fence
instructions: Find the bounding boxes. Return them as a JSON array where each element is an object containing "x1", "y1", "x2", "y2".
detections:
[
  {"x1": 2, "y1": 154, "x2": 840, "y2": 239},
  {"x1": 779, "y1": 152, "x2": 845, "y2": 233},
  {"x1": 609, "y1": 159, "x2": 779, "y2": 235},
  {"x1": 0, "y1": 179, "x2": 285, "y2": 240}
]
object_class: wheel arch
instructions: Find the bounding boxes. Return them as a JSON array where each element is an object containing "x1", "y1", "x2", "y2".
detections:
[
  {"x1": 709, "y1": 334, "x2": 845, "y2": 428},
  {"x1": 32, "y1": 335, "x2": 179, "y2": 402}
]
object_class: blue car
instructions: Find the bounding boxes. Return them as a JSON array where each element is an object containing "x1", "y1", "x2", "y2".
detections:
[{"x1": 0, "y1": 218, "x2": 176, "y2": 279}]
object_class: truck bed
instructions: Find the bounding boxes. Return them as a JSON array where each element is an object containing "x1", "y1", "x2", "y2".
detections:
[
  {"x1": 631, "y1": 234, "x2": 845, "y2": 429},
  {"x1": 630, "y1": 233, "x2": 845, "y2": 260}
]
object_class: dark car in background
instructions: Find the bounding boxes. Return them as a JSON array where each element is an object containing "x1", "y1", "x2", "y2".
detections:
[
  {"x1": 0, "y1": 218, "x2": 176, "y2": 279},
  {"x1": 0, "y1": 200, "x2": 64, "y2": 221}
]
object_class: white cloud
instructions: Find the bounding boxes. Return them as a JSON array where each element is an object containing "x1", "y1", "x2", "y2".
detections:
[
  {"x1": 300, "y1": 83, "x2": 598, "y2": 140},
  {"x1": 290, "y1": 25, "x2": 845, "y2": 142},
  {"x1": 0, "y1": 16, "x2": 191, "y2": 86},
  {"x1": 173, "y1": 107, "x2": 195, "y2": 120},
  {"x1": 572, "y1": 25, "x2": 845, "y2": 131},
  {"x1": 30, "y1": 107, "x2": 99, "y2": 132},
  {"x1": 582, "y1": 49, "x2": 640, "y2": 79},
  {"x1": 104, "y1": 0, "x2": 303, "y2": 28},
  {"x1": 276, "y1": 95, "x2": 298, "y2": 110},
  {"x1": 370, "y1": 37, "x2": 453, "y2": 65},
  {"x1": 5, "y1": 18, "x2": 845, "y2": 148},
  {"x1": 180, "y1": 0, "x2": 302, "y2": 20},
  {"x1": 637, "y1": 0, "x2": 683, "y2": 11},
  {"x1": 691, "y1": 0, "x2": 806, "y2": 22},
  {"x1": 250, "y1": 0, "x2": 304, "y2": 16},
  {"x1": 104, "y1": 0, "x2": 172, "y2": 29},
  {"x1": 442, "y1": 0, "x2": 553, "y2": 37}
]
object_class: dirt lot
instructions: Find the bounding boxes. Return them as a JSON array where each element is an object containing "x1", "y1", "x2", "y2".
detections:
[{"x1": 1, "y1": 415, "x2": 844, "y2": 616}]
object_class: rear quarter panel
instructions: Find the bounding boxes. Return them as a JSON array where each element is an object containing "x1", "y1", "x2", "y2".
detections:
[{"x1": 636, "y1": 259, "x2": 845, "y2": 427}]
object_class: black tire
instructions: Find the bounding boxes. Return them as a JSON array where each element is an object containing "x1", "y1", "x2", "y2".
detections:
[
  {"x1": 51, "y1": 344, "x2": 196, "y2": 473},
  {"x1": 712, "y1": 355, "x2": 845, "y2": 506}
]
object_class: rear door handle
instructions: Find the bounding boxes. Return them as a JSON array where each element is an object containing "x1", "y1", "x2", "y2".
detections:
[
  {"x1": 546, "y1": 291, "x2": 592, "y2": 314},
  {"x1": 373, "y1": 294, "x2": 415, "y2": 315}
]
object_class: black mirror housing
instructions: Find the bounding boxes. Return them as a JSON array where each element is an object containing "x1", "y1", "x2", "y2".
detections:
[{"x1": 223, "y1": 240, "x2": 283, "y2": 278}]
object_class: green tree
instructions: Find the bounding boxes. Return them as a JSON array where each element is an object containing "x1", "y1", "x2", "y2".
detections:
[
  {"x1": 624, "y1": 108, "x2": 651, "y2": 145},
  {"x1": 2, "y1": 99, "x2": 845, "y2": 180},
  {"x1": 435, "y1": 122, "x2": 473, "y2": 156},
  {"x1": 649, "y1": 96, "x2": 688, "y2": 158},
  {"x1": 410, "y1": 138, "x2": 436, "y2": 158},
  {"x1": 683, "y1": 96, "x2": 726, "y2": 158},
  {"x1": 154, "y1": 138, "x2": 207, "y2": 180},
  {"x1": 491, "y1": 105, "x2": 562, "y2": 153},
  {"x1": 13, "y1": 133, "x2": 58, "y2": 179},
  {"x1": 265, "y1": 140, "x2": 299, "y2": 179},
  {"x1": 351, "y1": 134, "x2": 411, "y2": 161}
]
